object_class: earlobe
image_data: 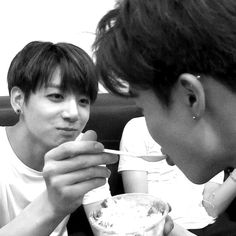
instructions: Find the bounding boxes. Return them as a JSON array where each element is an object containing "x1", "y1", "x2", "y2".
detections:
[
  {"x1": 10, "y1": 86, "x2": 24, "y2": 115},
  {"x1": 179, "y1": 73, "x2": 205, "y2": 120}
]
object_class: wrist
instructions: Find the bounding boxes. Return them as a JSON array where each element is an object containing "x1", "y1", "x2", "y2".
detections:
[{"x1": 33, "y1": 191, "x2": 65, "y2": 225}]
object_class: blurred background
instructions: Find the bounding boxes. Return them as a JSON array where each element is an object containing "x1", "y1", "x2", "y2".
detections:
[{"x1": 0, "y1": 0, "x2": 115, "y2": 95}]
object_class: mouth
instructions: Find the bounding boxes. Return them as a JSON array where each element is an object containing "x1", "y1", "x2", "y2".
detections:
[
  {"x1": 56, "y1": 127, "x2": 79, "y2": 133},
  {"x1": 165, "y1": 154, "x2": 175, "y2": 166},
  {"x1": 161, "y1": 148, "x2": 175, "y2": 166}
]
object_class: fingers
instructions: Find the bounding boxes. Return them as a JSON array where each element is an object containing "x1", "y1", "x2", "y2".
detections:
[
  {"x1": 46, "y1": 165, "x2": 111, "y2": 186},
  {"x1": 42, "y1": 129, "x2": 117, "y2": 216},
  {"x1": 59, "y1": 178, "x2": 107, "y2": 201},
  {"x1": 44, "y1": 177, "x2": 107, "y2": 215},
  {"x1": 45, "y1": 140, "x2": 104, "y2": 161},
  {"x1": 81, "y1": 130, "x2": 97, "y2": 141},
  {"x1": 44, "y1": 152, "x2": 117, "y2": 176},
  {"x1": 163, "y1": 215, "x2": 174, "y2": 235},
  {"x1": 44, "y1": 129, "x2": 118, "y2": 171}
]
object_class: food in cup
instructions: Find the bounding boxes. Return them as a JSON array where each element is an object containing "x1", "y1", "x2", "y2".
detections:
[{"x1": 89, "y1": 193, "x2": 169, "y2": 236}]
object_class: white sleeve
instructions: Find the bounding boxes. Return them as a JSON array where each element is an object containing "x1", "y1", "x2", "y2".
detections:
[
  {"x1": 118, "y1": 117, "x2": 149, "y2": 172},
  {"x1": 82, "y1": 178, "x2": 111, "y2": 205}
]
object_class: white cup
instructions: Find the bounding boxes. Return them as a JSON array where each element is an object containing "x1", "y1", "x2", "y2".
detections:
[{"x1": 89, "y1": 193, "x2": 169, "y2": 236}]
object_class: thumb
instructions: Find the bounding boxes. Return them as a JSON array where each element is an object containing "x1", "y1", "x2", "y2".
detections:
[
  {"x1": 163, "y1": 215, "x2": 174, "y2": 235},
  {"x1": 81, "y1": 130, "x2": 98, "y2": 141}
]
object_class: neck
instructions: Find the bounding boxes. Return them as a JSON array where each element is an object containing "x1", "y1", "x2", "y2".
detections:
[{"x1": 6, "y1": 123, "x2": 48, "y2": 171}]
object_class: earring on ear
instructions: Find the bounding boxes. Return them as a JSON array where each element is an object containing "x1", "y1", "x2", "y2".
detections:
[{"x1": 16, "y1": 109, "x2": 21, "y2": 114}]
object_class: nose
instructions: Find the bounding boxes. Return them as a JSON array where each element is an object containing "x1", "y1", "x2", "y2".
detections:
[{"x1": 61, "y1": 97, "x2": 79, "y2": 122}]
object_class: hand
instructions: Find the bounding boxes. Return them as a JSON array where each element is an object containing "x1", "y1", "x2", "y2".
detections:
[
  {"x1": 43, "y1": 130, "x2": 118, "y2": 217},
  {"x1": 162, "y1": 205, "x2": 196, "y2": 236},
  {"x1": 163, "y1": 215, "x2": 174, "y2": 235},
  {"x1": 203, "y1": 182, "x2": 221, "y2": 196}
]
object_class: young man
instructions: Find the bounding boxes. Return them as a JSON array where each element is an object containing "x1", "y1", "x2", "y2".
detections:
[
  {"x1": 93, "y1": 0, "x2": 236, "y2": 234},
  {"x1": 119, "y1": 117, "x2": 225, "y2": 235},
  {"x1": 0, "y1": 41, "x2": 118, "y2": 236}
]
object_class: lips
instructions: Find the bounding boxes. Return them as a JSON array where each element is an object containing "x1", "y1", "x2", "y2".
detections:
[
  {"x1": 165, "y1": 154, "x2": 175, "y2": 166},
  {"x1": 56, "y1": 127, "x2": 79, "y2": 140},
  {"x1": 161, "y1": 148, "x2": 175, "y2": 166},
  {"x1": 57, "y1": 127, "x2": 78, "y2": 131}
]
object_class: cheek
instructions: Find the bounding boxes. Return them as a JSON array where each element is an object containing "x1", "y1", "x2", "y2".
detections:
[
  {"x1": 24, "y1": 105, "x2": 59, "y2": 131},
  {"x1": 145, "y1": 115, "x2": 170, "y2": 146},
  {"x1": 80, "y1": 108, "x2": 90, "y2": 125},
  {"x1": 24, "y1": 107, "x2": 45, "y2": 123}
]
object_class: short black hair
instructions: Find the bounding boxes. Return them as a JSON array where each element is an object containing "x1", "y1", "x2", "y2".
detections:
[
  {"x1": 94, "y1": 0, "x2": 236, "y2": 106},
  {"x1": 8, "y1": 41, "x2": 98, "y2": 103}
]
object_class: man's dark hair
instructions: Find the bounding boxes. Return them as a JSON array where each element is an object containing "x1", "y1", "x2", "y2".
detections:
[
  {"x1": 94, "y1": 0, "x2": 236, "y2": 106},
  {"x1": 8, "y1": 41, "x2": 98, "y2": 103}
]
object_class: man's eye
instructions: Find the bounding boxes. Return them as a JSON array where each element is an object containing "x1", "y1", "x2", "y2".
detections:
[
  {"x1": 48, "y1": 94, "x2": 64, "y2": 101},
  {"x1": 79, "y1": 97, "x2": 90, "y2": 106}
]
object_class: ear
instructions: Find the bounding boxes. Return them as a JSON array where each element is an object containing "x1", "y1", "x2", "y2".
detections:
[
  {"x1": 178, "y1": 73, "x2": 205, "y2": 119},
  {"x1": 10, "y1": 86, "x2": 24, "y2": 114}
]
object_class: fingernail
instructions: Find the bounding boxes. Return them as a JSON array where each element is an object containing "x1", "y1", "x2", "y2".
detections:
[
  {"x1": 107, "y1": 169, "x2": 111, "y2": 177},
  {"x1": 109, "y1": 154, "x2": 119, "y2": 163},
  {"x1": 94, "y1": 142, "x2": 104, "y2": 151}
]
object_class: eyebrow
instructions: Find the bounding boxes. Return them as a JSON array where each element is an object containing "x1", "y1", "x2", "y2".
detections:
[{"x1": 45, "y1": 83, "x2": 61, "y2": 89}]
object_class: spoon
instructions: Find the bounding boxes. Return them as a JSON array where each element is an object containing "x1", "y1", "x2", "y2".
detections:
[{"x1": 103, "y1": 148, "x2": 166, "y2": 162}]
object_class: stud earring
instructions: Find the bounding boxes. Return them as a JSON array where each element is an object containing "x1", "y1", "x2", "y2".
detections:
[{"x1": 16, "y1": 109, "x2": 21, "y2": 114}]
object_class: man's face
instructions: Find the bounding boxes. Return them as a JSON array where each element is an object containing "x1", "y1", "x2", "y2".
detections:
[
  {"x1": 21, "y1": 68, "x2": 90, "y2": 150},
  {"x1": 132, "y1": 88, "x2": 225, "y2": 184}
]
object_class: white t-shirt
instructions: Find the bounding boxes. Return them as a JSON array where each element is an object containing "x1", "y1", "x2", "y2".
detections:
[
  {"x1": 0, "y1": 127, "x2": 111, "y2": 235},
  {"x1": 118, "y1": 117, "x2": 224, "y2": 230}
]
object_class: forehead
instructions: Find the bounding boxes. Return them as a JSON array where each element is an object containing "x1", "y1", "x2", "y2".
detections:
[
  {"x1": 33, "y1": 67, "x2": 61, "y2": 89},
  {"x1": 46, "y1": 67, "x2": 61, "y2": 86},
  {"x1": 38, "y1": 68, "x2": 87, "y2": 99},
  {"x1": 40, "y1": 68, "x2": 73, "y2": 92}
]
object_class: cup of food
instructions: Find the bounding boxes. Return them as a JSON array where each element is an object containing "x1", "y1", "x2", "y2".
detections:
[{"x1": 89, "y1": 193, "x2": 169, "y2": 236}]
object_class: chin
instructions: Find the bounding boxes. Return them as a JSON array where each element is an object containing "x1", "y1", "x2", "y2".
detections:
[
  {"x1": 185, "y1": 171, "x2": 214, "y2": 185},
  {"x1": 56, "y1": 138, "x2": 75, "y2": 146},
  {"x1": 45, "y1": 139, "x2": 68, "y2": 150}
]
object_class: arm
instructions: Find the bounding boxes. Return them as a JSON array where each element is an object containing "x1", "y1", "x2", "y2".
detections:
[
  {"x1": 0, "y1": 130, "x2": 118, "y2": 236},
  {"x1": 121, "y1": 170, "x2": 148, "y2": 193},
  {"x1": 119, "y1": 118, "x2": 149, "y2": 193},
  {"x1": 0, "y1": 191, "x2": 65, "y2": 236},
  {"x1": 202, "y1": 169, "x2": 236, "y2": 217}
]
